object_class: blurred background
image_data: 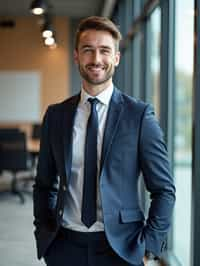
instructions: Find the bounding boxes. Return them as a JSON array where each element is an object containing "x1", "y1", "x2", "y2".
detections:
[{"x1": 0, "y1": 0, "x2": 199, "y2": 266}]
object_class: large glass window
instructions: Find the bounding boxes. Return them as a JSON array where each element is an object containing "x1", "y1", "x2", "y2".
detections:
[
  {"x1": 149, "y1": 7, "x2": 161, "y2": 117},
  {"x1": 143, "y1": 7, "x2": 161, "y2": 214},
  {"x1": 132, "y1": 32, "x2": 142, "y2": 99},
  {"x1": 173, "y1": 0, "x2": 194, "y2": 265},
  {"x1": 145, "y1": 7, "x2": 161, "y2": 118}
]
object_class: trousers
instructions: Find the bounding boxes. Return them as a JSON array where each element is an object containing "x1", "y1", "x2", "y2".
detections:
[{"x1": 43, "y1": 227, "x2": 144, "y2": 266}]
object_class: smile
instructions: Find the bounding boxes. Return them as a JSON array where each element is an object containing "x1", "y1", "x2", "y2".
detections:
[{"x1": 87, "y1": 65, "x2": 105, "y2": 72}]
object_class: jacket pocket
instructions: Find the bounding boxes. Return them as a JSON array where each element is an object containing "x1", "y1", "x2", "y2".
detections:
[{"x1": 120, "y1": 209, "x2": 145, "y2": 223}]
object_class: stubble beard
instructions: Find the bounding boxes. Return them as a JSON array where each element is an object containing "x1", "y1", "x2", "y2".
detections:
[{"x1": 78, "y1": 63, "x2": 115, "y2": 86}]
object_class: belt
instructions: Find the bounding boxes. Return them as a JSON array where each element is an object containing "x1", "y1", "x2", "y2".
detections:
[{"x1": 57, "y1": 227, "x2": 108, "y2": 248}]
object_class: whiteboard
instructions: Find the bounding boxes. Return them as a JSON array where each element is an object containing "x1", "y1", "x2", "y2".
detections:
[{"x1": 0, "y1": 71, "x2": 41, "y2": 122}]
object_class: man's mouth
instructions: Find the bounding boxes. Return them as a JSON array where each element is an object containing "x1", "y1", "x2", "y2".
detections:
[{"x1": 87, "y1": 65, "x2": 105, "y2": 72}]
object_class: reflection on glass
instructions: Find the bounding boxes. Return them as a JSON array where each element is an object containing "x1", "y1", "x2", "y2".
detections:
[
  {"x1": 149, "y1": 7, "x2": 161, "y2": 118},
  {"x1": 173, "y1": 0, "x2": 194, "y2": 265}
]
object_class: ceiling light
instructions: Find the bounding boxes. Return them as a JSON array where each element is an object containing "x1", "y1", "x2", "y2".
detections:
[
  {"x1": 30, "y1": 0, "x2": 48, "y2": 15},
  {"x1": 43, "y1": 29, "x2": 53, "y2": 38},
  {"x1": 42, "y1": 17, "x2": 54, "y2": 38},
  {"x1": 44, "y1": 36, "x2": 55, "y2": 46}
]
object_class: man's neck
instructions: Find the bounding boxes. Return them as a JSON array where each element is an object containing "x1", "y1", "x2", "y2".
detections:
[{"x1": 82, "y1": 79, "x2": 113, "y2": 97}]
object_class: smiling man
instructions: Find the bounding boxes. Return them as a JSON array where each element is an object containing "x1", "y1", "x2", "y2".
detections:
[
  {"x1": 74, "y1": 28, "x2": 120, "y2": 94},
  {"x1": 33, "y1": 16, "x2": 175, "y2": 266}
]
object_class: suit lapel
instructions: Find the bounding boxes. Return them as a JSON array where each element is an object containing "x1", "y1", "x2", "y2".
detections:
[
  {"x1": 100, "y1": 88, "x2": 124, "y2": 172},
  {"x1": 63, "y1": 93, "x2": 80, "y2": 185}
]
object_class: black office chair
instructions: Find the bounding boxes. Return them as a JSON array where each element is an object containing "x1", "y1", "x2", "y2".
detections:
[
  {"x1": 32, "y1": 123, "x2": 41, "y2": 140},
  {"x1": 0, "y1": 129, "x2": 33, "y2": 203}
]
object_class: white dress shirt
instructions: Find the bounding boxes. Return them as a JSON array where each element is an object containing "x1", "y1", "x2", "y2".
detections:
[{"x1": 62, "y1": 84, "x2": 114, "y2": 232}]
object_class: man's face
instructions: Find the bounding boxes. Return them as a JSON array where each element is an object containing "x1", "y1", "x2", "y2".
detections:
[{"x1": 74, "y1": 30, "x2": 120, "y2": 87}]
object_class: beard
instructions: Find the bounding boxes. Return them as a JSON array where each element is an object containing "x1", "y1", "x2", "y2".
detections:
[{"x1": 78, "y1": 63, "x2": 115, "y2": 85}]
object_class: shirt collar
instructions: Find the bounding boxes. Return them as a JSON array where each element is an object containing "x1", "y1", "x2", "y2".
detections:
[{"x1": 80, "y1": 83, "x2": 114, "y2": 106}]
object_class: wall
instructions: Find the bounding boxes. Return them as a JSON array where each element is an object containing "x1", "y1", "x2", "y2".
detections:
[{"x1": 0, "y1": 16, "x2": 69, "y2": 119}]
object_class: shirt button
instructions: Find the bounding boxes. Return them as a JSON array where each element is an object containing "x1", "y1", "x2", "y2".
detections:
[
  {"x1": 59, "y1": 210, "x2": 63, "y2": 216},
  {"x1": 63, "y1": 185, "x2": 66, "y2": 191}
]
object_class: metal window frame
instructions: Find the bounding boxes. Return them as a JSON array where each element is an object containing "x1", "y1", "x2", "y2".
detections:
[
  {"x1": 131, "y1": 0, "x2": 142, "y2": 98},
  {"x1": 159, "y1": 1, "x2": 177, "y2": 264},
  {"x1": 124, "y1": 0, "x2": 134, "y2": 96},
  {"x1": 112, "y1": 1, "x2": 126, "y2": 90},
  {"x1": 120, "y1": 0, "x2": 159, "y2": 53},
  {"x1": 140, "y1": 19, "x2": 152, "y2": 102},
  {"x1": 191, "y1": 0, "x2": 200, "y2": 265}
]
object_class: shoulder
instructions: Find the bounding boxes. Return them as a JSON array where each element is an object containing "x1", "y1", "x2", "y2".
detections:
[
  {"x1": 115, "y1": 88, "x2": 153, "y2": 116},
  {"x1": 45, "y1": 93, "x2": 80, "y2": 115}
]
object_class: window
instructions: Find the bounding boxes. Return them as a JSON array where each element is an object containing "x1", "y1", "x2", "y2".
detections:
[
  {"x1": 172, "y1": 0, "x2": 194, "y2": 265},
  {"x1": 148, "y1": 7, "x2": 161, "y2": 118}
]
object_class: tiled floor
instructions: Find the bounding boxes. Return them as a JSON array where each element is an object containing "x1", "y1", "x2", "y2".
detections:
[{"x1": 0, "y1": 192, "x2": 45, "y2": 266}]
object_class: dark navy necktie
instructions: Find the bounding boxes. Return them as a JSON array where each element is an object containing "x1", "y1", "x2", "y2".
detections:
[{"x1": 81, "y1": 98, "x2": 99, "y2": 228}]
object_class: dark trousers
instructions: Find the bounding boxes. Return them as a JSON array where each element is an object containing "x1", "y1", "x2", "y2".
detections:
[{"x1": 43, "y1": 227, "x2": 144, "y2": 266}]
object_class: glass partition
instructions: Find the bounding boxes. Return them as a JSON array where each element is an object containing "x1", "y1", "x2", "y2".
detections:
[{"x1": 172, "y1": 0, "x2": 194, "y2": 265}]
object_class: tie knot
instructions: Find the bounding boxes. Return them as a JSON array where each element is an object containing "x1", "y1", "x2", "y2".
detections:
[{"x1": 88, "y1": 98, "x2": 99, "y2": 108}]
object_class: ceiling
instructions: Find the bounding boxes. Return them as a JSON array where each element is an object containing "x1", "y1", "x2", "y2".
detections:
[{"x1": 0, "y1": 0, "x2": 109, "y2": 19}]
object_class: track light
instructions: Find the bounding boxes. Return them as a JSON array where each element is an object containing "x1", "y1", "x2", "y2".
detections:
[
  {"x1": 42, "y1": 16, "x2": 54, "y2": 38},
  {"x1": 42, "y1": 26, "x2": 53, "y2": 38},
  {"x1": 30, "y1": 1, "x2": 57, "y2": 48},
  {"x1": 44, "y1": 36, "x2": 56, "y2": 46},
  {"x1": 30, "y1": 0, "x2": 48, "y2": 15}
]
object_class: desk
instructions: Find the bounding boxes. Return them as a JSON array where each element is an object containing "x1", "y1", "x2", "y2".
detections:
[{"x1": 27, "y1": 139, "x2": 40, "y2": 154}]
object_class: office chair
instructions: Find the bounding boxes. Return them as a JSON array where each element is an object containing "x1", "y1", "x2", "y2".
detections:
[
  {"x1": 32, "y1": 123, "x2": 41, "y2": 140},
  {"x1": 0, "y1": 129, "x2": 33, "y2": 203},
  {"x1": 30, "y1": 123, "x2": 41, "y2": 176}
]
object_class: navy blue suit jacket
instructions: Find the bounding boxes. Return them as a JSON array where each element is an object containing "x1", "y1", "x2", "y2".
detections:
[{"x1": 33, "y1": 87, "x2": 175, "y2": 265}]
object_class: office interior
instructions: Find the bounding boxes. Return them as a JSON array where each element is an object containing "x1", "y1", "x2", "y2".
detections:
[{"x1": 0, "y1": 0, "x2": 199, "y2": 266}]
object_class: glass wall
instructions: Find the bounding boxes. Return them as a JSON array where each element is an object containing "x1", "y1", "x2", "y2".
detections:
[
  {"x1": 172, "y1": 0, "x2": 194, "y2": 265},
  {"x1": 148, "y1": 7, "x2": 161, "y2": 118},
  {"x1": 112, "y1": 0, "x2": 197, "y2": 264}
]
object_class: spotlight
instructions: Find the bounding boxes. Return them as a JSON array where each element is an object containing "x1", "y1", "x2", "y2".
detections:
[
  {"x1": 30, "y1": 0, "x2": 48, "y2": 15},
  {"x1": 42, "y1": 16, "x2": 54, "y2": 38},
  {"x1": 44, "y1": 36, "x2": 56, "y2": 46}
]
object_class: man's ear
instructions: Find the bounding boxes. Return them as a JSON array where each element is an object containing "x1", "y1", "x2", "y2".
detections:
[
  {"x1": 115, "y1": 51, "x2": 120, "y2": 66},
  {"x1": 74, "y1": 50, "x2": 79, "y2": 65}
]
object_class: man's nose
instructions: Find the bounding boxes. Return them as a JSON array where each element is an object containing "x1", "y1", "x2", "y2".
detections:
[{"x1": 92, "y1": 50, "x2": 101, "y2": 64}]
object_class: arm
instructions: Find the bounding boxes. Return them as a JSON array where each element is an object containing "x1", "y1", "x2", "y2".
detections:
[
  {"x1": 139, "y1": 104, "x2": 176, "y2": 257},
  {"x1": 33, "y1": 106, "x2": 59, "y2": 231}
]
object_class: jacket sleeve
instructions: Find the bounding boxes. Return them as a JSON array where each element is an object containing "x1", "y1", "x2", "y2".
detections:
[
  {"x1": 139, "y1": 104, "x2": 176, "y2": 257},
  {"x1": 33, "y1": 106, "x2": 59, "y2": 230}
]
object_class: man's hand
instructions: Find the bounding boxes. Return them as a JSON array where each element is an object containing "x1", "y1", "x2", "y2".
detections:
[{"x1": 143, "y1": 255, "x2": 148, "y2": 265}]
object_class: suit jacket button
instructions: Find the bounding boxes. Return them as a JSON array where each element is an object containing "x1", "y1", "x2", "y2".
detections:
[
  {"x1": 59, "y1": 210, "x2": 63, "y2": 216},
  {"x1": 63, "y1": 185, "x2": 66, "y2": 191}
]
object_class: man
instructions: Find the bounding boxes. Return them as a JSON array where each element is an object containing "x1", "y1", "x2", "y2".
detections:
[{"x1": 33, "y1": 16, "x2": 175, "y2": 266}]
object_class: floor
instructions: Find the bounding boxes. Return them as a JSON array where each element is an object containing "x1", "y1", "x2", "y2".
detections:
[
  {"x1": 0, "y1": 175, "x2": 45, "y2": 266},
  {"x1": 0, "y1": 175, "x2": 160, "y2": 266}
]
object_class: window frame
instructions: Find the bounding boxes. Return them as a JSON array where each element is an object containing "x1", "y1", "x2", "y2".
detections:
[{"x1": 191, "y1": 0, "x2": 200, "y2": 265}]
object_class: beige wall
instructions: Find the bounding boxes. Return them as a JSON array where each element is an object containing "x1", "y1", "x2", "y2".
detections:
[{"x1": 0, "y1": 16, "x2": 70, "y2": 119}]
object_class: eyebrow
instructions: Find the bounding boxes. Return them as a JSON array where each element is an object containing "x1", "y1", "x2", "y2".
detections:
[
  {"x1": 100, "y1": 46, "x2": 112, "y2": 50},
  {"x1": 80, "y1": 45, "x2": 112, "y2": 50}
]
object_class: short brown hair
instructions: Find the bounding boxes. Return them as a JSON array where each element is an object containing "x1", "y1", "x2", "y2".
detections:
[{"x1": 75, "y1": 16, "x2": 122, "y2": 51}]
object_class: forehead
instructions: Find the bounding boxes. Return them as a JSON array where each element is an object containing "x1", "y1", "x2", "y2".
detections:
[{"x1": 78, "y1": 29, "x2": 116, "y2": 49}]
